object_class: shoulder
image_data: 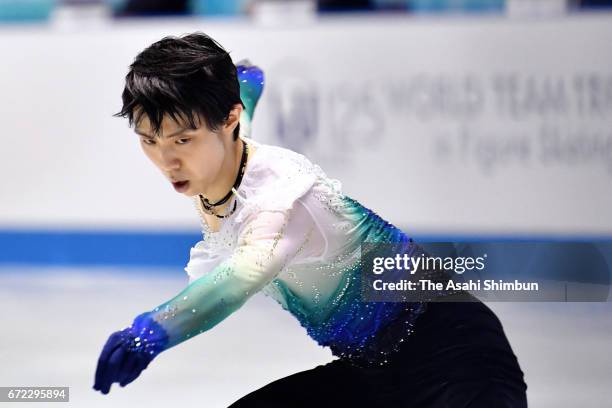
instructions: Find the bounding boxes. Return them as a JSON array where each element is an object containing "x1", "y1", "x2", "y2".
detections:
[
  {"x1": 247, "y1": 142, "x2": 319, "y2": 178},
  {"x1": 234, "y1": 140, "x2": 331, "y2": 222}
]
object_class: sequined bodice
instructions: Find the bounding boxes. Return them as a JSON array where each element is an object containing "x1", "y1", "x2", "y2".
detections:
[{"x1": 177, "y1": 139, "x2": 453, "y2": 367}]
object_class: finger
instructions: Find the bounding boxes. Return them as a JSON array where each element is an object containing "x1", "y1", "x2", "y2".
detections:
[
  {"x1": 100, "y1": 345, "x2": 127, "y2": 394},
  {"x1": 94, "y1": 334, "x2": 124, "y2": 391},
  {"x1": 120, "y1": 355, "x2": 151, "y2": 387},
  {"x1": 94, "y1": 345, "x2": 122, "y2": 391},
  {"x1": 99, "y1": 332, "x2": 124, "y2": 362},
  {"x1": 117, "y1": 352, "x2": 138, "y2": 387}
]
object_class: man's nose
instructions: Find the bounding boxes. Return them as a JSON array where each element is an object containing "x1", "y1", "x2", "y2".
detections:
[{"x1": 159, "y1": 148, "x2": 180, "y2": 171}]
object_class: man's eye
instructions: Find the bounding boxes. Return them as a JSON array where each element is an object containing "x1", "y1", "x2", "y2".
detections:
[
  {"x1": 176, "y1": 138, "x2": 191, "y2": 145},
  {"x1": 142, "y1": 138, "x2": 155, "y2": 145}
]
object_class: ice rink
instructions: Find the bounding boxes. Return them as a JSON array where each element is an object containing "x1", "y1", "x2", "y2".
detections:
[{"x1": 1, "y1": 267, "x2": 610, "y2": 408}]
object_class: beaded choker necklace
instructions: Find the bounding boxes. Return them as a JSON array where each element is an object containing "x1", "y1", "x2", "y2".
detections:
[{"x1": 198, "y1": 139, "x2": 249, "y2": 219}]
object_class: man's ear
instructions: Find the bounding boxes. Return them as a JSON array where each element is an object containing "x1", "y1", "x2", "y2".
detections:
[{"x1": 224, "y1": 104, "x2": 243, "y2": 133}]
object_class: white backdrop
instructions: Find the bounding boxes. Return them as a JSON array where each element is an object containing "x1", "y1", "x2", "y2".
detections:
[{"x1": 0, "y1": 13, "x2": 610, "y2": 234}]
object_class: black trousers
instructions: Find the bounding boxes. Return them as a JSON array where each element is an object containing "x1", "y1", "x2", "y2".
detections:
[{"x1": 230, "y1": 295, "x2": 528, "y2": 407}]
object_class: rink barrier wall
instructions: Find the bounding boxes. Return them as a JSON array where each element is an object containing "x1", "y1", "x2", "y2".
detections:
[{"x1": 1, "y1": 228, "x2": 611, "y2": 268}]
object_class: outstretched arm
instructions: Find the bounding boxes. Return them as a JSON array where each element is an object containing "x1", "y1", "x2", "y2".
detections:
[
  {"x1": 93, "y1": 202, "x2": 318, "y2": 394},
  {"x1": 138, "y1": 209, "x2": 306, "y2": 349}
]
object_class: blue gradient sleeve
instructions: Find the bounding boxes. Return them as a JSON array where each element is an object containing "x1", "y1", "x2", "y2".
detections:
[
  {"x1": 236, "y1": 60, "x2": 264, "y2": 139},
  {"x1": 128, "y1": 206, "x2": 315, "y2": 353}
]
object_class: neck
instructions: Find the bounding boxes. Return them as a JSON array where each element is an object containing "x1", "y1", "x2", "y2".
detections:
[{"x1": 201, "y1": 138, "x2": 243, "y2": 207}]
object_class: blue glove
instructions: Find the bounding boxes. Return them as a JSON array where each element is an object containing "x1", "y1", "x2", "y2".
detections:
[{"x1": 93, "y1": 313, "x2": 169, "y2": 394}]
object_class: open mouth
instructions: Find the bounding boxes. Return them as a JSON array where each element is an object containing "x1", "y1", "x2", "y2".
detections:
[{"x1": 172, "y1": 180, "x2": 190, "y2": 192}]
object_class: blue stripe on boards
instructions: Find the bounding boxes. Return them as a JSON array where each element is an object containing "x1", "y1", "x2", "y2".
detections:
[
  {"x1": 1, "y1": 228, "x2": 611, "y2": 267},
  {"x1": 0, "y1": 229, "x2": 202, "y2": 268}
]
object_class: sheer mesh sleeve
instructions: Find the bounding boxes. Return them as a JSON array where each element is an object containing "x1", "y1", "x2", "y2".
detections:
[
  {"x1": 183, "y1": 240, "x2": 224, "y2": 285},
  {"x1": 128, "y1": 200, "x2": 322, "y2": 353}
]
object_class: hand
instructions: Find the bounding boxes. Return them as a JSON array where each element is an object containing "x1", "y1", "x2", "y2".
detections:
[
  {"x1": 93, "y1": 313, "x2": 169, "y2": 394},
  {"x1": 93, "y1": 328, "x2": 153, "y2": 394}
]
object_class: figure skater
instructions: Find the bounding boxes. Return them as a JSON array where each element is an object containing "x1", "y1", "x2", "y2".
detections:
[{"x1": 93, "y1": 32, "x2": 528, "y2": 407}]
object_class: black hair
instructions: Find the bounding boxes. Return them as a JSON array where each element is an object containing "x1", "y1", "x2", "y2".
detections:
[{"x1": 115, "y1": 32, "x2": 243, "y2": 140}]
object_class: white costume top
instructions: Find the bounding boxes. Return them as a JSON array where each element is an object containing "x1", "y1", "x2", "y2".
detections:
[{"x1": 136, "y1": 137, "x2": 451, "y2": 367}]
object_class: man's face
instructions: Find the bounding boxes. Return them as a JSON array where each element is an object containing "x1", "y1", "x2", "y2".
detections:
[{"x1": 134, "y1": 113, "x2": 227, "y2": 196}]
